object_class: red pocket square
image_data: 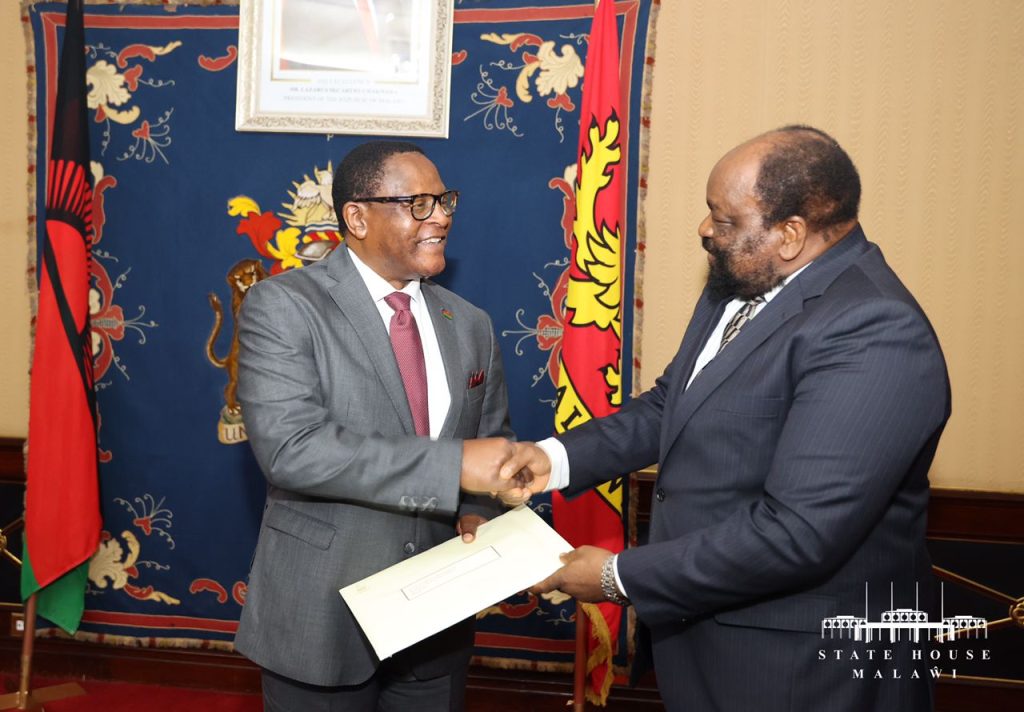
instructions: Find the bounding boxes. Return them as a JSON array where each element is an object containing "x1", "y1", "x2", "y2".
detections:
[{"x1": 467, "y1": 370, "x2": 485, "y2": 388}]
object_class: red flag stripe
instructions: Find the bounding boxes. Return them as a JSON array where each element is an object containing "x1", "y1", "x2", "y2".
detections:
[{"x1": 552, "y1": 0, "x2": 626, "y2": 705}]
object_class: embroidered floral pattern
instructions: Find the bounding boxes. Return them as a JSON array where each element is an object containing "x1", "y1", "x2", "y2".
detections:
[
  {"x1": 85, "y1": 41, "x2": 179, "y2": 162},
  {"x1": 472, "y1": 32, "x2": 586, "y2": 140}
]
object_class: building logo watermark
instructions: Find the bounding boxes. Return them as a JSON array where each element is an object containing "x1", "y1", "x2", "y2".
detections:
[{"x1": 818, "y1": 583, "x2": 991, "y2": 679}]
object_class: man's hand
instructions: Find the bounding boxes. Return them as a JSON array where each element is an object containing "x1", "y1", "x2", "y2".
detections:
[
  {"x1": 496, "y1": 441, "x2": 552, "y2": 505},
  {"x1": 460, "y1": 438, "x2": 531, "y2": 497},
  {"x1": 457, "y1": 513, "x2": 487, "y2": 543},
  {"x1": 530, "y1": 545, "x2": 612, "y2": 603}
]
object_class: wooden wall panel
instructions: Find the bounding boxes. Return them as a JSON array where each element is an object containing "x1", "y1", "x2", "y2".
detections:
[{"x1": 1, "y1": 442, "x2": 1020, "y2": 708}]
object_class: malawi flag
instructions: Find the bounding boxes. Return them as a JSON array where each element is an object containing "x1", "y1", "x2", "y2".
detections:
[
  {"x1": 552, "y1": 0, "x2": 626, "y2": 704},
  {"x1": 21, "y1": 0, "x2": 102, "y2": 635}
]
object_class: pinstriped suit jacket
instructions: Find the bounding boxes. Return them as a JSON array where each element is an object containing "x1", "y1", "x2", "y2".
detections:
[
  {"x1": 560, "y1": 226, "x2": 950, "y2": 711},
  {"x1": 233, "y1": 244, "x2": 512, "y2": 687}
]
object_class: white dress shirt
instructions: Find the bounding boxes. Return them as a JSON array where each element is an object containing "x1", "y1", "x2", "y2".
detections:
[
  {"x1": 683, "y1": 264, "x2": 809, "y2": 389},
  {"x1": 537, "y1": 264, "x2": 812, "y2": 595},
  {"x1": 349, "y1": 249, "x2": 451, "y2": 439}
]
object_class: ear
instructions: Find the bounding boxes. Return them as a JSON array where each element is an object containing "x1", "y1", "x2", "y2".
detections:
[
  {"x1": 776, "y1": 216, "x2": 807, "y2": 262},
  {"x1": 342, "y1": 202, "x2": 368, "y2": 241}
]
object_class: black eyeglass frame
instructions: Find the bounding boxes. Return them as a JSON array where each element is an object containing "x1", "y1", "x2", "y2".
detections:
[{"x1": 351, "y1": 190, "x2": 459, "y2": 221}]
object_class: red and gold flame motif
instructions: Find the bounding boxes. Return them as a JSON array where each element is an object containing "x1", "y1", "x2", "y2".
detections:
[{"x1": 551, "y1": 0, "x2": 627, "y2": 705}]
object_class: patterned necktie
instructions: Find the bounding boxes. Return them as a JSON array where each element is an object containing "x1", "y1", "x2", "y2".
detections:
[
  {"x1": 385, "y1": 292, "x2": 429, "y2": 436},
  {"x1": 717, "y1": 296, "x2": 765, "y2": 354}
]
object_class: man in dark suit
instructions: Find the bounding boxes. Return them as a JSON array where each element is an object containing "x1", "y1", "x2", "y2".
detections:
[
  {"x1": 234, "y1": 141, "x2": 519, "y2": 711},
  {"x1": 502, "y1": 126, "x2": 950, "y2": 711}
]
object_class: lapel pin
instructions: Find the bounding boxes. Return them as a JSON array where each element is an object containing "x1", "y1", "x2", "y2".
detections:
[{"x1": 441, "y1": 308, "x2": 453, "y2": 320}]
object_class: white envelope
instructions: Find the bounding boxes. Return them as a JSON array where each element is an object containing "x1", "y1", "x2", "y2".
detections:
[{"x1": 339, "y1": 504, "x2": 572, "y2": 660}]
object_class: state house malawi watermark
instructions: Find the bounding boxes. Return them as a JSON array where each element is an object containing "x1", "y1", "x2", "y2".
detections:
[{"x1": 818, "y1": 584, "x2": 991, "y2": 680}]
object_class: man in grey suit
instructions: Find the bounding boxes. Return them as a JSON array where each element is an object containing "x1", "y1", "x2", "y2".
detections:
[
  {"x1": 502, "y1": 126, "x2": 950, "y2": 711},
  {"x1": 234, "y1": 141, "x2": 519, "y2": 711}
]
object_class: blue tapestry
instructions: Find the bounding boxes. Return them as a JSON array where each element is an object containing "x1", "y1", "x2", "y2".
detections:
[{"x1": 27, "y1": 0, "x2": 656, "y2": 671}]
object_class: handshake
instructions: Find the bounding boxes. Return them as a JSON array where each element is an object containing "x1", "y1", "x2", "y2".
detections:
[
  {"x1": 459, "y1": 438, "x2": 553, "y2": 505},
  {"x1": 458, "y1": 438, "x2": 615, "y2": 604}
]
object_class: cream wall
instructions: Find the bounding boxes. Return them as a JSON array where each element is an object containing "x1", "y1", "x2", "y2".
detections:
[
  {"x1": 0, "y1": 1, "x2": 30, "y2": 439},
  {"x1": 2, "y1": 1, "x2": 1022, "y2": 492},
  {"x1": 640, "y1": 0, "x2": 1024, "y2": 492}
]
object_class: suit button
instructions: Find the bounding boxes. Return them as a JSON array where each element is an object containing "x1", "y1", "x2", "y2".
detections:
[
  {"x1": 655, "y1": 488, "x2": 666, "y2": 502},
  {"x1": 403, "y1": 542, "x2": 416, "y2": 555}
]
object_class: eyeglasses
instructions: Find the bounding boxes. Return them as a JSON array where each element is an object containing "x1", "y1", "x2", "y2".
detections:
[{"x1": 351, "y1": 190, "x2": 459, "y2": 221}]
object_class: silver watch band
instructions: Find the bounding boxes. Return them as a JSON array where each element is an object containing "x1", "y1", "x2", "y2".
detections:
[{"x1": 600, "y1": 554, "x2": 629, "y2": 606}]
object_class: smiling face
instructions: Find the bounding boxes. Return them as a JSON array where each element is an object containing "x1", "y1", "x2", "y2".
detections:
[
  {"x1": 346, "y1": 151, "x2": 451, "y2": 289},
  {"x1": 697, "y1": 139, "x2": 786, "y2": 300}
]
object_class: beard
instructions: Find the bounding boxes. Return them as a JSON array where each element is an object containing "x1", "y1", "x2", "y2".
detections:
[{"x1": 704, "y1": 233, "x2": 785, "y2": 301}]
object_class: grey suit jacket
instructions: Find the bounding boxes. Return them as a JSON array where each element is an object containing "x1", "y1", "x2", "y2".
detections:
[
  {"x1": 560, "y1": 227, "x2": 950, "y2": 712},
  {"x1": 233, "y1": 244, "x2": 513, "y2": 686}
]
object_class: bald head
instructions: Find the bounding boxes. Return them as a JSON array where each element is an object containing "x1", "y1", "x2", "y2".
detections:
[
  {"x1": 748, "y1": 126, "x2": 861, "y2": 238},
  {"x1": 698, "y1": 127, "x2": 861, "y2": 299}
]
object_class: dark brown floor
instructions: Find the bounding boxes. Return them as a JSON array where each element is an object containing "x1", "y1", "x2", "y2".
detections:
[{"x1": 465, "y1": 668, "x2": 663, "y2": 711}]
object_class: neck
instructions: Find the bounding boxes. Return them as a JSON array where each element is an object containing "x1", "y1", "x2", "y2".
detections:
[
  {"x1": 783, "y1": 219, "x2": 858, "y2": 277},
  {"x1": 821, "y1": 219, "x2": 859, "y2": 244}
]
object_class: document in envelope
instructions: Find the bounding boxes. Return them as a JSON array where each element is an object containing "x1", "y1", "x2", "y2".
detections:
[{"x1": 339, "y1": 504, "x2": 572, "y2": 660}]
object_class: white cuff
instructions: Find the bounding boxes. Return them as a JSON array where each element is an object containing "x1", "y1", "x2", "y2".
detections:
[
  {"x1": 536, "y1": 437, "x2": 569, "y2": 491},
  {"x1": 612, "y1": 553, "x2": 629, "y2": 598}
]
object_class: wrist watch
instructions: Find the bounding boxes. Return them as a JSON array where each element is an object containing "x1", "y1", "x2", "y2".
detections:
[{"x1": 600, "y1": 554, "x2": 630, "y2": 606}]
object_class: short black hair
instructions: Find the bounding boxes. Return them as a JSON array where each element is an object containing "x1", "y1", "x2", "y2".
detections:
[
  {"x1": 332, "y1": 140, "x2": 425, "y2": 235},
  {"x1": 754, "y1": 125, "x2": 860, "y2": 233}
]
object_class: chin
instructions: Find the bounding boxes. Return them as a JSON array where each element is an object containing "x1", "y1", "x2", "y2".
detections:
[{"x1": 419, "y1": 258, "x2": 446, "y2": 279}]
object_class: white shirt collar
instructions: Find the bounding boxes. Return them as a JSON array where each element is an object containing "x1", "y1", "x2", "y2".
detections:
[
  {"x1": 347, "y1": 246, "x2": 423, "y2": 305},
  {"x1": 758, "y1": 261, "x2": 812, "y2": 306},
  {"x1": 684, "y1": 261, "x2": 815, "y2": 392}
]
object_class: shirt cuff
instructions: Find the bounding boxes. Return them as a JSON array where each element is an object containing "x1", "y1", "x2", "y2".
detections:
[
  {"x1": 536, "y1": 437, "x2": 569, "y2": 491},
  {"x1": 612, "y1": 553, "x2": 629, "y2": 598}
]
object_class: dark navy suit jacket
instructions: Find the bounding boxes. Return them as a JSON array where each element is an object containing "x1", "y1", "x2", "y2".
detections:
[{"x1": 560, "y1": 226, "x2": 950, "y2": 711}]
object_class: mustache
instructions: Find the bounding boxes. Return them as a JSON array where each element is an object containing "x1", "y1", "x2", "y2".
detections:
[{"x1": 703, "y1": 237, "x2": 726, "y2": 264}]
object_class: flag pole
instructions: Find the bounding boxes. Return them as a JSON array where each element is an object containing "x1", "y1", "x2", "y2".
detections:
[
  {"x1": 558, "y1": 0, "x2": 624, "y2": 706},
  {"x1": 0, "y1": 522, "x2": 86, "y2": 712},
  {"x1": 573, "y1": 600, "x2": 588, "y2": 710},
  {"x1": 14, "y1": 593, "x2": 38, "y2": 711},
  {"x1": 0, "y1": 593, "x2": 87, "y2": 711}
]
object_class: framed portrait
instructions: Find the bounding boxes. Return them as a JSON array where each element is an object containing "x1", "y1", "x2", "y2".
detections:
[{"x1": 236, "y1": 0, "x2": 453, "y2": 137}]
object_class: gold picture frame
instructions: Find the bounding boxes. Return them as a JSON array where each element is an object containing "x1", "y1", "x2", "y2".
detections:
[{"x1": 236, "y1": 0, "x2": 453, "y2": 137}]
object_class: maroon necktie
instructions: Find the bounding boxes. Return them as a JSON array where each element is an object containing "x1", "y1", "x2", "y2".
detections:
[{"x1": 385, "y1": 292, "x2": 429, "y2": 436}]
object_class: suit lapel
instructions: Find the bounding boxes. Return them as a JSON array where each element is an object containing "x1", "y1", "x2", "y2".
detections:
[
  {"x1": 663, "y1": 283, "x2": 805, "y2": 450},
  {"x1": 657, "y1": 292, "x2": 727, "y2": 454},
  {"x1": 422, "y1": 284, "x2": 464, "y2": 438},
  {"x1": 677, "y1": 292, "x2": 728, "y2": 389},
  {"x1": 324, "y1": 245, "x2": 415, "y2": 434},
  {"x1": 662, "y1": 226, "x2": 872, "y2": 452}
]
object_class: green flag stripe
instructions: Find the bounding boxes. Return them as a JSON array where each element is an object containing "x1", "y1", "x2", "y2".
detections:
[{"x1": 21, "y1": 543, "x2": 89, "y2": 635}]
